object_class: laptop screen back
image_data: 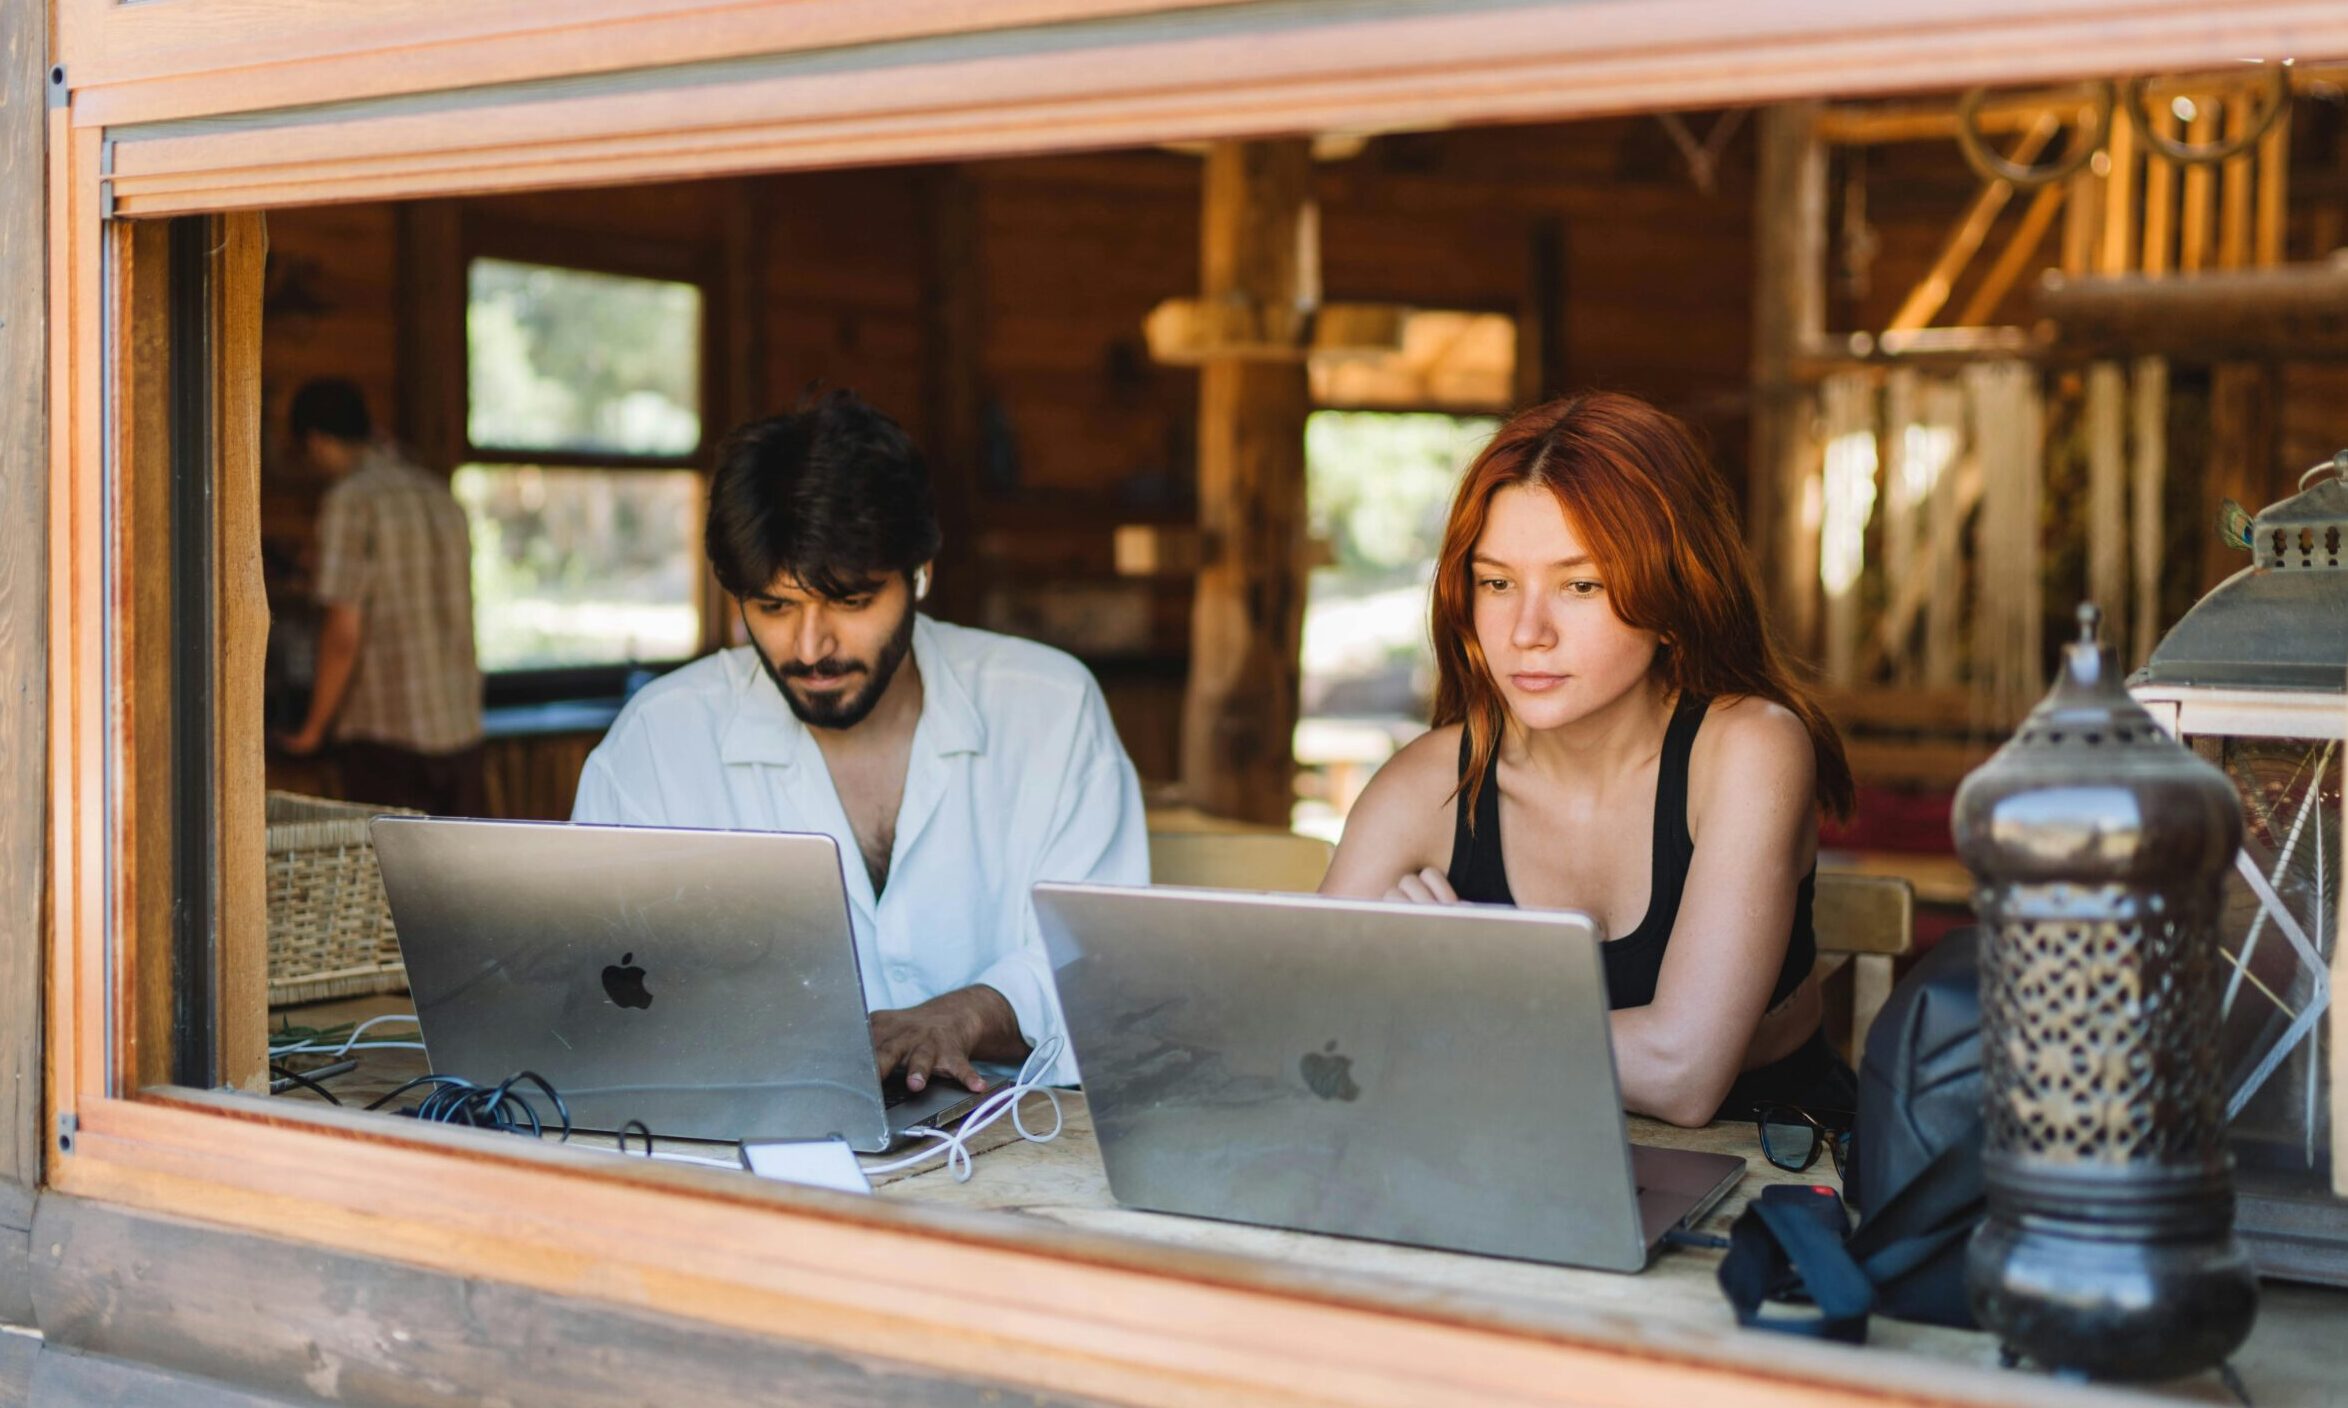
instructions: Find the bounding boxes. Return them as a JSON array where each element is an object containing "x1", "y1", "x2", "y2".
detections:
[
  {"x1": 1033, "y1": 883, "x2": 1650, "y2": 1271},
  {"x1": 371, "y1": 817, "x2": 889, "y2": 1147}
]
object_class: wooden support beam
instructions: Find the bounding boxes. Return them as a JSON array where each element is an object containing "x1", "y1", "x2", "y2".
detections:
[
  {"x1": 2180, "y1": 103, "x2": 2219, "y2": 273},
  {"x1": 1751, "y1": 105, "x2": 1826, "y2": 664},
  {"x1": 2129, "y1": 356, "x2": 2167, "y2": 669},
  {"x1": 1517, "y1": 216, "x2": 1567, "y2": 408},
  {"x1": 1813, "y1": 71, "x2": 2348, "y2": 146},
  {"x1": 2039, "y1": 259, "x2": 2348, "y2": 360},
  {"x1": 2141, "y1": 101, "x2": 2179, "y2": 276},
  {"x1": 1954, "y1": 181, "x2": 2064, "y2": 327},
  {"x1": 2060, "y1": 159, "x2": 2101, "y2": 279},
  {"x1": 2202, "y1": 362, "x2": 2278, "y2": 593},
  {"x1": 920, "y1": 168, "x2": 987, "y2": 628},
  {"x1": 2257, "y1": 100, "x2": 2291, "y2": 269},
  {"x1": 1887, "y1": 111, "x2": 2059, "y2": 332},
  {"x1": 1179, "y1": 140, "x2": 1314, "y2": 827},
  {"x1": 2099, "y1": 101, "x2": 2138, "y2": 277},
  {"x1": 2220, "y1": 92, "x2": 2256, "y2": 272},
  {"x1": 0, "y1": 0, "x2": 49, "y2": 1214},
  {"x1": 2085, "y1": 360, "x2": 2127, "y2": 645},
  {"x1": 1863, "y1": 455, "x2": 1984, "y2": 681},
  {"x1": 393, "y1": 202, "x2": 465, "y2": 474}
]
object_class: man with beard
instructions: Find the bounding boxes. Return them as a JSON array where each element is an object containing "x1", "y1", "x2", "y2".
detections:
[{"x1": 571, "y1": 390, "x2": 1145, "y2": 1091}]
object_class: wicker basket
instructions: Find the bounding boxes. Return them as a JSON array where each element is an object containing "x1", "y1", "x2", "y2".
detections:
[{"x1": 265, "y1": 791, "x2": 423, "y2": 1007}]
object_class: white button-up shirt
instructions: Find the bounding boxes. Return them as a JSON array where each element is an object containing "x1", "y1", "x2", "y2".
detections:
[{"x1": 570, "y1": 615, "x2": 1146, "y2": 1083}]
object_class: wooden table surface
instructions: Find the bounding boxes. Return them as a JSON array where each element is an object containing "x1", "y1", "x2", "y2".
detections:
[
  {"x1": 273, "y1": 993, "x2": 2341, "y2": 1406},
  {"x1": 869, "y1": 1094, "x2": 2348, "y2": 1407}
]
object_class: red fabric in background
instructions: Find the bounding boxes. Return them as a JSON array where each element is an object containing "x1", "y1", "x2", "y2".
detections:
[
  {"x1": 1820, "y1": 785, "x2": 1970, "y2": 954},
  {"x1": 1821, "y1": 784, "x2": 1956, "y2": 855}
]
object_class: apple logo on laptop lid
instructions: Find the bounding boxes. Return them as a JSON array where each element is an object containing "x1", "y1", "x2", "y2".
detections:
[
  {"x1": 1300, "y1": 1040, "x2": 1360, "y2": 1101},
  {"x1": 602, "y1": 952, "x2": 653, "y2": 1010}
]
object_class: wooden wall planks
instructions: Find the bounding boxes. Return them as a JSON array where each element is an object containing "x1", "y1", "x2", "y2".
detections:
[
  {"x1": 30, "y1": 1192, "x2": 1110, "y2": 1408},
  {"x1": 0, "y1": 0, "x2": 50, "y2": 1211}
]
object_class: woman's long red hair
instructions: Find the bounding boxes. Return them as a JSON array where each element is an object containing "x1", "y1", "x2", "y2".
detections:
[{"x1": 1431, "y1": 392, "x2": 1854, "y2": 822}]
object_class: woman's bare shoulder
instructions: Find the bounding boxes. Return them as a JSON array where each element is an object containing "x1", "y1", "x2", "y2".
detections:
[
  {"x1": 1368, "y1": 724, "x2": 1467, "y2": 802},
  {"x1": 1688, "y1": 695, "x2": 1816, "y2": 817}
]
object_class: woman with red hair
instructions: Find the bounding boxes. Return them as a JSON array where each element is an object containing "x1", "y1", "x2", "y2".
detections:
[{"x1": 1322, "y1": 392, "x2": 1856, "y2": 1127}]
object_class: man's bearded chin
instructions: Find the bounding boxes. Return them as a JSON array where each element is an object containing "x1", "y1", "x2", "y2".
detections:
[{"x1": 752, "y1": 601, "x2": 917, "y2": 731}]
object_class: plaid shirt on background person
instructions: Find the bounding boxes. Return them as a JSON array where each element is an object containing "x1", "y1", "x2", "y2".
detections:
[{"x1": 312, "y1": 445, "x2": 485, "y2": 755}]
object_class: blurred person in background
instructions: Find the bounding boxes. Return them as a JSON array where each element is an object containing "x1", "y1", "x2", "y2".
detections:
[{"x1": 276, "y1": 378, "x2": 486, "y2": 816}]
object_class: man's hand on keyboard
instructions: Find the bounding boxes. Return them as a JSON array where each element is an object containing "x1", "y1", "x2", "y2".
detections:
[{"x1": 871, "y1": 985, "x2": 1023, "y2": 1095}]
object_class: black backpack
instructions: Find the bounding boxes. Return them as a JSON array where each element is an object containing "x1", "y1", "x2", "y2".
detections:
[{"x1": 1717, "y1": 927, "x2": 1987, "y2": 1342}]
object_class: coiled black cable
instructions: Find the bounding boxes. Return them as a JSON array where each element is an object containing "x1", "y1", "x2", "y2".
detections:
[
  {"x1": 365, "y1": 1070, "x2": 573, "y2": 1141},
  {"x1": 359, "y1": 1070, "x2": 661, "y2": 1157}
]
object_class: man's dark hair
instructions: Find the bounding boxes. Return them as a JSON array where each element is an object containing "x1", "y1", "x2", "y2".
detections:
[
  {"x1": 705, "y1": 389, "x2": 943, "y2": 601},
  {"x1": 287, "y1": 378, "x2": 374, "y2": 444}
]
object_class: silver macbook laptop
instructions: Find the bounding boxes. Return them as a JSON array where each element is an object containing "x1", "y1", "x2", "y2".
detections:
[
  {"x1": 1032, "y1": 883, "x2": 1746, "y2": 1272},
  {"x1": 370, "y1": 817, "x2": 987, "y2": 1152}
]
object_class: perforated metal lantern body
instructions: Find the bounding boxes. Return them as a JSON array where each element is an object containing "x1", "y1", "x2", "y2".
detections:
[{"x1": 1954, "y1": 605, "x2": 2256, "y2": 1381}]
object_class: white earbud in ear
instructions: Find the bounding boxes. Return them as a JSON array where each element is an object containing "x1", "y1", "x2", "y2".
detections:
[{"x1": 913, "y1": 567, "x2": 931, "y2": 601}]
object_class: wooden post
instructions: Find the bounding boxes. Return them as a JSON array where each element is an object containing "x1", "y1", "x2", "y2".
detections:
[
  {"x1": 1751, "y1": 105, "x2": 1826, "y2": 666},
  {"x1": 2202, "y1": 92, "x2": 2283, "y2": 594},
  {"x1": 2203, "y1": 363, "x2": 2277, "y2": 592},
  {"x1": 710, "y1": 178, "x2": 771, "y2": 652},
  {"x1": 1515, "y1": 215, "x2": 1567, "y2": 409},
  {"x1": 214, "y1": 213, "x2": 270, "y2": 1095},
  {"x1": 394, "y1": 202, "x2": 465, "y2": 474},
  {"x1": 2140, "y1": 101, "x2": 2178, "y2": 275},
  {"x1": 920, "y1": 167, "x2": 988, "y2": 629},
  {"x1": 2180, "y1": 101, "x2": 2218, "y2": 273},
  {"x1": 0, "y1": 0, "x2": 51, "y2": 1291},
  {"x1": 1179, "y1": 140, "x2": 1314, "y2": 827}
]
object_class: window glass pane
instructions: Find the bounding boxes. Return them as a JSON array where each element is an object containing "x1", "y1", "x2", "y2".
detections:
[
  {"x1": 1293, "y1": 411, "x2": 1499, "y2": 838},
  {"x1": 454, "y1": 465, "x2": 703, "y2": 672},
  {"x1": 467, "y1": 258, "x2": 703, "y2": 457}
]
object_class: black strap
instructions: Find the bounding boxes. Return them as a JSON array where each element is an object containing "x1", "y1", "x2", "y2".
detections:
[
  {"x1": 1719, "y1": 1200, "x2": 1874, "y2": 1344},
  {"x1": 1719, "y1": 1139, "x2": 1985, "y2": 1343}
]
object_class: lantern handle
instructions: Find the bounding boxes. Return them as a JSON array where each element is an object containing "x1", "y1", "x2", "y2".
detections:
[{"x1": 2299, "y1": 451, "x2": 2348, "y2": 493}]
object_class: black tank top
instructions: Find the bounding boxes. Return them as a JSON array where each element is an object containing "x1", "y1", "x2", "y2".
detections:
[{"x1": 1444, "y1": 693, "x2": 1817, "y2": 1013}]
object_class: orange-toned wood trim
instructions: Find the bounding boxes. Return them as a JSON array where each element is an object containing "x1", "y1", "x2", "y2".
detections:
[
  {"x1": 119, "y1": 220, "x2": 174, "y2": 1097},
  {"x1": 50, "y1": 1090, "x2": 2068, "y2": 1408},
  {"x1": 63, "y1": 0, "x2": 1244, "y2": 129},
  {"x1": 94, "y1": 2, "x2": 2348, "y2": 216},
  {"x1": 47, "y1": 120, "x2": 110, "y2": 1147},
  {"x1": 214, "y1": 212, "x2": 270, "y2": 1094}
]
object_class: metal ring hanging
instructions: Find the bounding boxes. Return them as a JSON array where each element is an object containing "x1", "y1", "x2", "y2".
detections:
[
  {"x1": 2300, "y1": 450, "x2": 2348, "y2": 493},
  {"x1": 2123, "y1": 66, "x2": 2290, "y2": 167},
  {"x1": 1954, "y1": 82, "x2": 2115, "y2": 188}
]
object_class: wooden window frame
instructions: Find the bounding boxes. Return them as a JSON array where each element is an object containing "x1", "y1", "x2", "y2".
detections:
[{"x1": 43, "y1": 2, "x2": 2348, "y2": 1402}]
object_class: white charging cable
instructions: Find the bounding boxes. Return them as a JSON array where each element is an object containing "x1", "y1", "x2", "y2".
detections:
[
  {"x1": 861, "y1": 1034, "x2": 1067, "y2": 1182},
  {"x1": 269, "y1": 1013, "x2": 427, "y2": 1058}
]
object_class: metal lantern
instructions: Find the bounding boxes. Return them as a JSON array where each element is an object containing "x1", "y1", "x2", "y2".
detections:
[
  {"x1": 1955, "y1": 604, "x2": 2257, "y2": 1381},
  {"x1": 2131, "y1": 451, "x2": 2347, "y2": 1283}
]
